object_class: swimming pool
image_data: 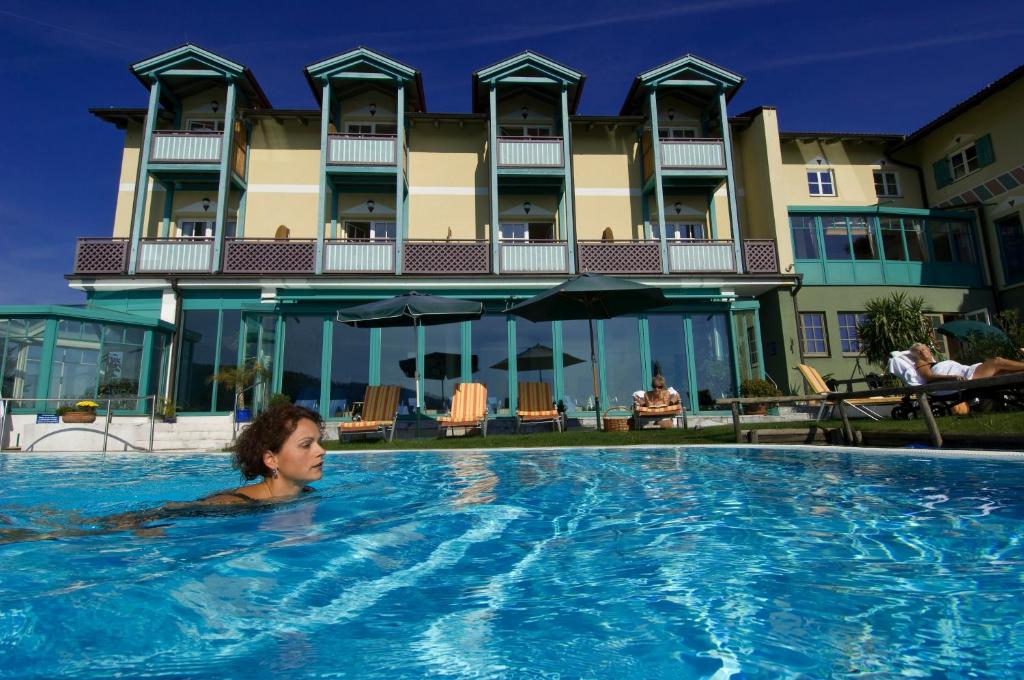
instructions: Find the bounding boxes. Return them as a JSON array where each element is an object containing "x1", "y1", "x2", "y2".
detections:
[{"x1": 2, "y1": 446, "x2": 1022, "y2": 678}]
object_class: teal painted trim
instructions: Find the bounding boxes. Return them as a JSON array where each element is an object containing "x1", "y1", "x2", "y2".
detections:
[
  {"x1": 648, "y1": 89, "x2": 669, "y2": 274},
  {"x1": 330, "y1": 71, "x2": 394, "y2": 81},
  {"x1": 132, "y1": 46, "x2": 245, "y2": 77},
  {"x1": 138, "y1": 330, "x2": 154, "y2": 409},
  {"x1": 35, "y1": 319, "x2": 57, "y2": 401},
  {"x1": 461, "y1": 321, "x2": 472, "y2": 382},
  {"x1": 682, "y1": 316, "x2": 698, "y2": 413},
  {"x1": 212, "y1": 79, "x2": 237, "y2": 274},
  {"x1": 506, "y1": 315, "x2": 517, "y2": 411},
  {"x1": 595, "y1": 320, "x2": 607, "y2": 410},
  {"x1": 369, "y1": 327, "x2": 382, "y2": 385},
  {"x1": 727, "y1": 309, "x2": 741, "y2": 393},
  {"x1": 551, "y1": 320, "x2": 565, "y2": 402},
  {"x1": 160, "y1": 185, "x2": 174, "y2": 238},
  {"x1": 330, "y1": 189, "x2": 339, "y2": 239},
  {"x1": 659, "y1": 79, "x2": 717, "y2": 88},
  {"x1": 161, "y1": 68, "x2": 222, "y2": 78},
  {"x1": 129, "y1": 78, "x2": 161, "y2": 274},
  {"x1": 237, "y1": 123, "x2": 253, "y2": 238},
  {"x1": 325, "y1": 165, "x2": 400, "y2": 176},
  {"x1": 316, "y1": 80, "x2": 331, "y2": 275},
  {"x1": 638, "y1": 55, "x2": 743, "y2": 88},
  {"x1": 147, "y1": 163, "x2": 221, "y2": 174},
  {"x1": 395, "y1": 82, "x2": 406, "y2": 275},
  {"x1": 210, "y1": 310, "x2": 225, "y2": 410},
  {"x1": 638, "y1": 318, "x2": 652, "y2": 387},
  {"x1": 272, "y1": 314, "x2": 285, "y2": 393},
  {"x1": 495, "y1": 167, "x2": 566, "y2": 178},
  {"x1": 320, "y1": 317, "x2": 332, "y2": 418},
  {"x1": 752, "y1": 308, "x2": 766, "y2": 380},
  {"x1": 0, "y1": 305, "x2": 174, "y2": 331},
  {"x1": 708, "y1": 191, "x2": 718, "y2": 239},
  {"x1": 306, "y1": 47, "x2": 417, "y2": 81},
  {"x1": 560, "y1": 85, "x2": 576, "y2": 275},
  {"x1": 718, "y1": 90, "x2": 743, "y2": 273},
  {"x1": 502, "y1": 76, "x2": 560, "y2": 85},
  {"x1": 489, "y1": 84, "x2": 500, "y2": 273},
  {"x1": 476, "y1": 51, "x2": 583, "y2": 84},
  {"x1": 788, "y1": 205, "x2": 973, "y2": 219},
  {"x1": 638, "y1": 131, "x2": 651, "y2": 238}
]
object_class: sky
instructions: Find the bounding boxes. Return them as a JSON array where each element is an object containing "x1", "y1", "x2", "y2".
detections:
[{"x1": 1, "y1": 0, "x2": 1022, "y2": 305}]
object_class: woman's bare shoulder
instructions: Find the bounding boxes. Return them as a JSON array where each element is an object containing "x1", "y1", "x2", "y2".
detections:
[{"x1": 201, "y1": 485, "x2": 266, "y2": 505}]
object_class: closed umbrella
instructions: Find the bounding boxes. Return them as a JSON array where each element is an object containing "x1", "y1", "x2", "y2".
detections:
[{"x1": 506, "y1": 273, "x2": 670, "y2": 429}]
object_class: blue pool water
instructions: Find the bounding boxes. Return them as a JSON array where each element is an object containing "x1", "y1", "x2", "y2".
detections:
[{"x1": 1, "y1": 447, "x2": 1023, "y2": 678}]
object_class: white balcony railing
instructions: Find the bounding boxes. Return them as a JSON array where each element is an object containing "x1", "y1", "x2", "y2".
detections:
[
  {"x1": 136, "y1": 239, "x2": 215, "y2": 273},
  {"x1": 660, "y1": 139, "x2": 726, "y2": 169},
  {"x1": 497, "y1": 137, "x2": 563, "y2": 167},
  {"x1": 327, "y1": 134, "x2": 398, "y2": 165},
  {"x1": 150, "y1": 132, "x2": 223, "y2": 163}
]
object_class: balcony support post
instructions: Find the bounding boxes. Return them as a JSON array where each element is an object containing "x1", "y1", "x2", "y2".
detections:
[
  {"x1": 212, "y1": 78, "x2": 237, "y2": 273},
  {"x1": 488, "y1": 83, "x2": 500, "y2": 273},
  {"x1": 708, "y1": 190, "x2": 718, "y2": 239},
  {"x1": 648, "y1": 88, "x2": 669, "y2": 274},
  {"x1": 560, "y1": 84, "x2": 576, "y2": 274},
  {"x1": 718, "y1": 88, "x2": 743, "y2": 273},
  {"x1": 160, "y1": 182, "x2": 175, "y2": 238},
  {"x1": 315, "y1": 79, "x2": 331, "y2": 274},
  {"x1": 129, "y1": 76, "x2": 161, "y2": 274},
  {"x1": 395, "y1": 82, "x2": 406, "y2": 275}
]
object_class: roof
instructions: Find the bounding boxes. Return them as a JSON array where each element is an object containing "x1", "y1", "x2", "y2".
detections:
[
  {"x1": 0, "y1": 305, "x2": 175, "y2": 332},
  {"x1": 130, "y1": 43, "x2": 271, "y2": 109},
  {"x1": 90, "y1": 107, "x2": 174, "y2": 129},
  {"x1": 471, "y1": 50, "x2": 586, "y2": 114},
  {"x1": 893, "y1": 62, "x2": 1024, "y2": 150},
  {"x1": 780, "y1": 131, "x2": 905, "y2": 144},
  {"x1": 304, "y1": 47, "x2": 425, "y2": 113},
  {"x1": 620, "y1": 54, "x2": 744, "y2": 115}
]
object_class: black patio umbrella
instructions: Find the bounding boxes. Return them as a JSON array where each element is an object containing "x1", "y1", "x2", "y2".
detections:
[
  {"x1": 506, "y1": 274, "x2": 670, "y2": 429},
  {"x1": 490, "y1": 343, "x2": 586, "y2": 381},
  {"x1": 336, "y1": 292, "x2": 484, "y2": 434},
  {"x1": 399, "y1": 352, "x2": 480, "y2": 408}
]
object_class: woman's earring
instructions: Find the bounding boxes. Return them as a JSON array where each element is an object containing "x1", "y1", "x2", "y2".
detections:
[{"x1": 272, "y1": 468, "x2": 279, "y2": 479}]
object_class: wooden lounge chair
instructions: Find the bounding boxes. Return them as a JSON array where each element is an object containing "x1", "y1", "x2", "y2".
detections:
[
  {"x1": 436, "y1": 382, "x2": 488, "y2": 437},
  {"x1": 338, "y1": 384, "x2": 400, "y2": 442},
  {"x1": 797, "y1": 364, "x2": 904, "y2": 421},
  {"x1": 633, "y1": 403, "x2": 685, "y2": 430},
  {"x1": 516, "y1": 382, "x2": 562, "y2": 433}
]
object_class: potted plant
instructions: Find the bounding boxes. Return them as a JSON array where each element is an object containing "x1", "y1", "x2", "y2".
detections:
[
  {"x1": 61, "y1": 400, "x2": 99, "y2": 424},
  {"x1": 740, "y1": 379, "x2": 781, "y2": 415},
  {"x1": 157, "y1": 397, "x2": 177, "y2": 424},
  {"x1": 208, "y1": 358, "x2": 270, "y2": 423}
]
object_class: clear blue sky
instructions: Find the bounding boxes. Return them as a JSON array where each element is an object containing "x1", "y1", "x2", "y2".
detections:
[{"x1": 1, "y1": 0, "x2": 1021, "y2": 305}]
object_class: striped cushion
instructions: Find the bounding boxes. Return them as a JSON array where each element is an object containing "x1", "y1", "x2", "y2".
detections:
[
  {"x1": 436, "y1": 418, "x2": 482, "y2": 427},
  {"x1": 445, "y1": 383, "x2": 487, "y2": 423},
  {"x1": 362, "y1": 385, "x2": 400, "y2": 422},
  {"x1": 519, "y1": 410, "x2": 560, "y2": 421},
  {"x1": 637, "y1": 405, "x2": 681, "y2": 416},
  {"x1": 339, "y1": 420, "x2": 391, "y2": 431},
  {"x1": 517, "y1": 382, "x2": 553, "y2": 415},
  {"x1": 797, "y1": 364, "x2": 830, "y2": 395}
]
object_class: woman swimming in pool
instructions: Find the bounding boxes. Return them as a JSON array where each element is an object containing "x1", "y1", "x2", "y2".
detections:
[
  {"x1": 204, "y1": 404, "x2": 326, "y2": 504},
  {"x1": 908, "y1": 343, "x2": 1024, "y2": 382}
]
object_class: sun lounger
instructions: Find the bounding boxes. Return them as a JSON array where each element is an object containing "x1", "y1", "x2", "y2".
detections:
[
  {"x1": 631, "y1": 389, "x2": 685, "y2": 429},
  {"x1": 338, "y1": 385, "x2": 400, "y2": 442},
  {"x1": 436, "y1": 382, "x2": 488, "y2": 437},
  {"x1": 516, "y1": 382, "x2": 562, "y2": 433},
  {"x1": 797, "y1": 364, "x2": 904, "y2": 421}
]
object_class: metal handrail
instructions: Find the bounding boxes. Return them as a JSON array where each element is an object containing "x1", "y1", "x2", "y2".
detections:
[{"x1": 0, "y1": 395, "x2": 158, "y2": 453}]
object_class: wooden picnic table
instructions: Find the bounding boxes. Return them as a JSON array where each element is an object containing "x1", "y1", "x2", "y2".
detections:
[{"x1": 717, "y1": 374, "x2": 1024, "y2": 448}]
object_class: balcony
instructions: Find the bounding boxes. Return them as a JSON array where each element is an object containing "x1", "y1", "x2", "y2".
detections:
[
  {"x1": 222, "y1": 239, "x2": 317, "y2": 275},
  {"x1": 578, "y1": 241, "x2": 662, "y2": 274},
  {"x1": 659, "y1": 139, "x2": 726, "y2": 169},
  {"x1": 73, "y1": 238, "x2": 129, "y2": 275},
  {"x1": 150, "y1": 132, "x2": 222, "y2": 163},
  {"x1": 498, "y1": 240, "x2": 569, "y2": 274},
  {"x1": 322, "y1": 239, "x2": 395, "y2": 273},
  {"x1": 137, "y1": 238, "x2": 215, "y2": 273},
  {"x1": 666, "y1": 240, "x2": 736, "y2": 273},
  {"x1": 327, "y1": 134, "x2": 397, "y2": 166},
  {"x1": 403, "y1": 241, "x2": 490, "y2": 275},
  {"x1": 497, "y1": 137, "x2": 563, "y2": 168}
]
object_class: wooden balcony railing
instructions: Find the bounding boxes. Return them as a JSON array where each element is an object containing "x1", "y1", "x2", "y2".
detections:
[
  {"x1": 327, "y1": 134, "x2": 398, "y2": 166},
  {"x1": 322, "y1": 239, "x2": 396, "y2": 273},
  {"x1": 136, "y1": 238, "x2": 215, "y2": 273},
  {"x1": 222, "y1": 239, "x2": 317, "y2": 274},
  {"x1": 497, "y1": 137, "x2": 563, "y2": 167},
  {"x1": 742, "y1": 239, "x2": 780, "y2": 273},
  {"x1": 403, "y1": 240, "x2": 490, "y2": 274},
  {"x1": 73, "y1": 238, "x2": 129, "y2": 275},
  {"x1": 577, "y1": 241, "x2": 662, "y2": 274},
  {"x1": 150, "y1": 131, "x2": 222, "y2": 163},
  {"x1": 498, "y1": 240, "x2": 569, "y2": 274}
]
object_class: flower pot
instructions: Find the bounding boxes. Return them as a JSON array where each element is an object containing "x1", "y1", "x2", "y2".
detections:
[
  {"x1": 235, "y1": 408, "x2": 252, "y2": 423},
  {"x1": 162, "y1": 416, "x2": 177, "y2": 424},
  {"x1": 743, "y1": 404, "x2": 768, "y2": 416},
  {"x1": 62, "y1": 411, "x2": 96, "y2": 424}
]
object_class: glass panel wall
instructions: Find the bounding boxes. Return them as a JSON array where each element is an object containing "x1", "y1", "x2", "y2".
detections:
[
  {"x1": 49, "y1": 320, "x2": 101, "y2": 407},
  {"x1": 176, "y1": 310, "x2": 219, "y2": 412},
  {"x1": 647, "y1": 315, "x2": 690, "y2": 410},
  {"x1": 1, "y1": 319, "x2": 45, "y2": 408},
  {"x1": 423, "y1": 323, "x2": 463, "y2": 414},
  {"x1": 560, "y1": 321, "x2": 593, "y2": 412},
  {"x1": 602, "y1": 317, "x2": 643, "y2": 410},
  {"x1": 691, "y1": 313, "x2": 735, "y2": 411},
  {"x1": 281, "y1": 316, "x2": 324, "y2": 413},
  {"x1": 213, "y1": 311, "x2": 242, "y2": 412},
  {"x1": 98, "y1": 325, "x2": 145, "y2": 410},
  {"x1": 472, "y1": 315, "x2": 510, "y2": 416},
  {"x1": 791, "y1": 215, "x2": 819, "y2": 259},
  {"x1": 329, "y1": 322, "x2": 370, "y2": 418},
  {"x1": 380, "y1": 327, "x2": 417, "y2": 415},
  {"x1": 733, "y1": 311, "x2": 761, "y2": 385}
]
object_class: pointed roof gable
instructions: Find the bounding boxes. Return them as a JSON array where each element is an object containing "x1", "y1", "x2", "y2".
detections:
[
  {"x1": 304, "y1": 47, "x2": 425, "y2": 112},
  {"x1": 620, "y1": 54, "x2": 743, "y2": 115},
  {"x1": 472, "y1": 50, "x2": 585, "y2": 114},
  {"x1": 130, "y1": 43, "x2": 271, "y2": 108}
]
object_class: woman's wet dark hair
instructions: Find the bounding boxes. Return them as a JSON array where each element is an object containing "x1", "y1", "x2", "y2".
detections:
[{"x1": 231, "y1": 405, "x2": 324, "y2": 480}]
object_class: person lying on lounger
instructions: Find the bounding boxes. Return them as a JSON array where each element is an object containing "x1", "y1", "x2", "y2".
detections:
[
  {"x1": 637, "y1": 375, "x2": 681, "y2": 407},
  {"x1": 908, "y1": 343, "x2": 1024, "y2": 383}
]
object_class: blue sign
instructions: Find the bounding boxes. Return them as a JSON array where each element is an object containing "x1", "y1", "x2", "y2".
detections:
[{"x1": 36, "y1": 414, "x2": 60, "y2": 424}]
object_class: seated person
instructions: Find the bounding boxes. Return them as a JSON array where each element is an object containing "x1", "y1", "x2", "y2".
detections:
[
  {"x1": 637, "y1": 375, "x2": 681, "y2": 407},
  {"x1": 908, "y1": 343, "x2": 1024, "y2": 383}
]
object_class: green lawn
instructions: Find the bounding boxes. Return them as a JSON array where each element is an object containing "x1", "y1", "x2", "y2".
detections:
[{"x1": 322, "y1": 411, "x2": 1024, "y2": 451}]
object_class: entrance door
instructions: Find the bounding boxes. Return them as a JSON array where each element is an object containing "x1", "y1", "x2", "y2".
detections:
[{"x1": 241, "y1": 313, "x2": 277, "y2": 413}]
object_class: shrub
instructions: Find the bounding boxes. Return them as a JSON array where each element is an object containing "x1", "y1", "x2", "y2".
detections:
[
  {"x1": 858, "y1": 293, "x2": 935, "y2": 367},
  {"x1": 740, "y1": 378, "x2": 782, "y2": 398},
  {"x1": 267, "y1": 392, "x2": 292, "y2": 409}
]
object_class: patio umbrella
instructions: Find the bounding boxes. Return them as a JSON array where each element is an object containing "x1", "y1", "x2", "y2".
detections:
[
  {"x1": 936, "y1": 320, "x2": 1008, "y2": 342},
  {"x1": 336, "y1": 292, "x2": 484, "y2": 435},
  {"x1": 490, "y1": 343, "x2": 586, "y2": 381},
  {"x1": 399, "y1": 352, "x2": 479, "y2": 408},
  {"x1": 506, "y1": 273, "x2": 670, "y2": 429}
]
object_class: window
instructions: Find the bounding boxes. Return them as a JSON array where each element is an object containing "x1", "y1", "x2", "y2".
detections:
[
  {"x1": 187, "y1": 119, "x2": 224, "y2": 132},
  {"x1": 791, "y1": 215, "x2": 819, "y2": 259},
  {"x1": 807, "y1": 169, "x2": 836, "y2": 196},
  {"x1": 873, "y1": 171, "x2": 900, "y2": 197},
  {"x1": 499, "y1": 223, "x2": 553, "y2": 241},
  {"x1": 965, "y1": 309, "x2": 990, "y2": 324},
  {"x1": 178, "y1": 221, "x2": 236, "y2": 239},
  {"x1": 345, "y1": 122, "x2": 397, "y2": 135},
  {"x1": 658, "y1": 127, "x2": 699, "y2": 139},
  {"x1": 345, "y1": 221, "x2": 396, "y2": 240},
  {"x1": 996, "y1": 214, "x2": 1024, "y2": 285},
  {"x1": 949, "y1": 143, "x2": 980, "y2": 181},
  {"x1": 499, "y1": 126, "x2": 552, "y2": 137},
  {"x1": 651, "y1": 222, "x2": 706, "y2": 240},
  {"x1": 799, "y1": 313, "x2": 829, "y2": 357},
  {"x1": 837, "y1": 312, "x2": 867, "y2": 355}
]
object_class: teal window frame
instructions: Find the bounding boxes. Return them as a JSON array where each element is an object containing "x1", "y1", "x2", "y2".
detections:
[{"x1": 995, "y1": 213, "x2": 1024, "y2": 286}]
